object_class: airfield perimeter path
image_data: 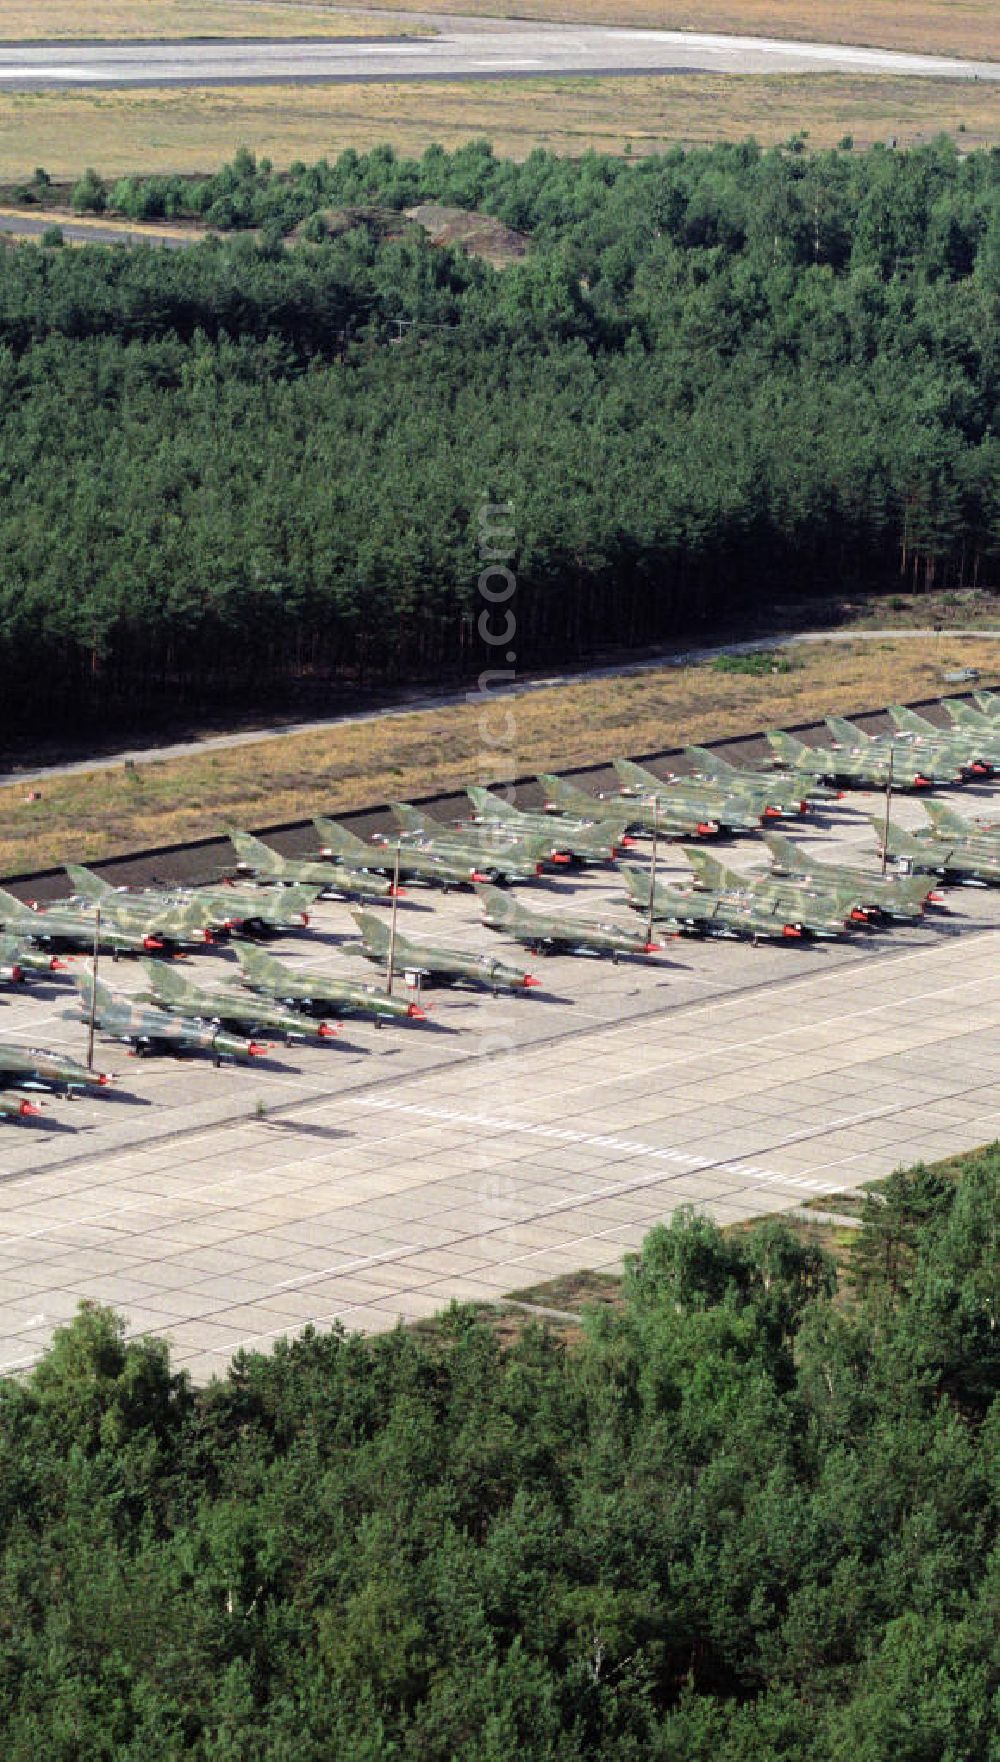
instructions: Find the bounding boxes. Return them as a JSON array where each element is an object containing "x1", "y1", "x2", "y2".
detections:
[
  {"x1": 0, "y1": 23, "x2": 997, "y2": 87},
  {"x1": 0, "y1": 779, "x2": 997, "y2": 1382},
  {"x1": 3, "y1": 627, "x2": 999, "y2": 787}
]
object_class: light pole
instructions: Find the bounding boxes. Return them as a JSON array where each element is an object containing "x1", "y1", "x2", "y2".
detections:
[
  {"x1": 86, "y1": 903, "x2": 101, "y2": 1071},
  {"x1": 386, "y1": 842, "x2": 401, "y2": 996},
  {"x1": 880, "y1": 744, "x2": 894, "y2": 877}
]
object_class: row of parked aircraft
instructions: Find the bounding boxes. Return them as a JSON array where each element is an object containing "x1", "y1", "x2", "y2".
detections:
[{"x1": 0, "y1": 694, "x2": 997, "y2": 1116}]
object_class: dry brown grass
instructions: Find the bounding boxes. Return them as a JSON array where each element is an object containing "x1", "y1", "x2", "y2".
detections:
[
  {"x1": 0, "y1": 73, "x2": 995, "y2": 180},
  {"x1": 1, "y1": 635, "x2": 991, "y2": 877},
  {"x1": 350, "y1": 0, "x2": 1000, "y2": 59},
  {"x1": 0, "y1": 1, "x2": 423, "y2": 41}
]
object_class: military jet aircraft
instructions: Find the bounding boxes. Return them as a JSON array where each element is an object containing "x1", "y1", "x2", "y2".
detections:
[
  {"x1": 139, "y1": 960, "x2": 338, "y2": 1042},
  {"x1": 618, "y1": 863, "x2": 811, "y2": 941},
  {"x1": 613, "y1": 760, "x2": 765, "y2": 833},
  {"x1": 767, "y1": 729, "x2": 944, "y2": 792},
  {"x1": 0, "y1": 933, "x2": 66, "y2": 983},
  {"x1": 73, "y1": 973, "x2": 269, "y2": 1062},
  {"x1": 884, "y1": 706, "x2": 995, "y2": 775},
  {"x1": 230, "y1": 831, "x2": 395, "y2": 900},
  {"x1": 0, "y1": 887, "x2": 168, "y2": 958},
  {"x1": 920, "y1": 801, "x2": 1000, "y2": 848},
  {"x1": 0, "y1": 1040, "x2": 112, "y2": 1092},
  {"x1": 389, "y1": 804, "x2": 543, "y2": 883},
  {"x1": 63, "y1": 862, "x2": 323, "y2": 938},
  {"x1": 869, "y1": 814, "x2": 1000, "y2": 886},
  {"x1": 350, "y1": 909, "x2": 540, "y2": 994},
  {"x1": 233, "y1": 943, "x2": 425, "y2": 1024},
  {"x1": 536, "y1": 773, "x2": 719, "y2": 838},
  {"x1": 759, "y1": 831, "x2": 937, "y2": 920},
  {"x1": 314, "y1": 816, "x2": 503, "y2": 891},
  {"x1": 681, "y1": 746, "x2": 840, "y2": 811},
  {"x1": 824, "y1": 717, "x2": 960, "y2": 787},
  {"x1": 475, "y1": 884, "x2": 661, "y2": 961},
  {"x1": 465, "y1": 787, "x2": 630, "y2": 864},
  {"x1": 681, "y1": 848, "x2": 853, "y2": 938}
]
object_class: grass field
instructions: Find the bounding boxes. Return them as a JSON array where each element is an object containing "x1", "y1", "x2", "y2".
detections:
[
  {"x1": 1, "y1": 635, "x2": 994, "y2": 877},
  {"x1": 0, "y1": 73, "x2": 996, "y2": 181},
  {"x1": 0, "y1": 1, "x2": 427, "y2": 41}
]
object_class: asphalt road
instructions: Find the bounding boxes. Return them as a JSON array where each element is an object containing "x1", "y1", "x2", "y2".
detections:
[{"x1": 0, "y1": 23, "x2": 997, "y2": 87}]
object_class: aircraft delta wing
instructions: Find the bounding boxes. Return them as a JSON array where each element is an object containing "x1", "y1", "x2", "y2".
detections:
[
  {"x1": 230, "y1": 831, "x2": 394, "y2": 900},
  {"x1": 760, "y1": 831, "x2": 936, "y2": 920},
  {"x1": 618, "y1": 863, "x2": 805, "y2": 941},
  {"x1": 73, "y1": 973, "x2": 269, "y2": 1062},
  {"x1": 349, "y1": 909, "x2": 540, "y2": 994},
  {"x1": 315, "y1": 816, "x2": 520, "y2": 890},
  {"x1": 0, "y1": 888, "x2": 166, "y2": 958},
  {"x1": 538, "y1": 773, "x2": 719, "y2": 838},
  {"x1": 613, "y1": 760, "x2": 762, "y2": 832},
  {"x1": 824, "y1": 718, "x2": 960, "y2": 787},
  {"x1": 0, "y1": 1040, "x2": 113, "y2": 1092},
  {"x1": 233, "y1": 943, "x2": 424, "y2": 1022},
  {"x1": 920, "y1": 801, "x2": 1000, "y2": 848},
  {"x1": 885, "y1": 706, "x2": 995, "y2": 775},
  {"x1": 389, "y1": 804, "x2": 543, "y2": 883},
  {"x1": 465, "y1": 787, "x2": 629, "y2": 863},
  {"x1": 869, "y1": 814, "x2": 1000, "y2": 885},
  {"x1": 680, "y1": 848, "x2": 851, "y2": 938},
  {"x1": 139, "y1": 960, "x2": 338, "y2": 1042},
  {"x1": 681, "y1": 745, "x2": 837, "y2": 811},
  {"x1": 475, "y1": 884, "x2": 660, "y2": 961}
]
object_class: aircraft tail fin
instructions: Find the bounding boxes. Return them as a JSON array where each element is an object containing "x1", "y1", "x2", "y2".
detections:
[
  {"x1": 0, "y1": 888, "x2": 31, "y2": 921},
  {"x1": 684, "y1": 745, "x2": 731, "y2": 778},
  {"x1": 229, "y1": 829, "x2": 275, "y2": 868},
  {"x1": 613, "y1": 758, "x2": 662, "y2": 793},
  {"x1": 765, "y1": 729, "x2": 809, "y2": 760},
  {"x1": 618, "y1": 863, "x2": 650, "y2": 905},
  {"x1": 826, "y1": 715, "x2": 868, "y2": 746},
  {"x1": 867, "y1": 812, "x2": 924, "y2": 856},
  {"x1": 351, "y1": 909, "x2": 391, "y2": 951},
  {"x1": 888, "y1": 704, "x2": 934, "y2": 734},
  {"x1": 72, "y1": 970, "x2": 113, "y2": 1011},
  {"x1": 139, "y1": 957, "x2": 186, "y2": 998},
  {"x1": 467, "y1": 785, "x2": 516, "y2": 820},
  {"x1": 920, "y1": 801, "x2": 968, "y2": 835},
  {"x1": 681, "y1": 847, "x2": 736, "y2": 892},
  {"x1": 760, "y1": 830, "x2": 804, "y2": 873},
  {"x1": 313, "y1": 816, "x2": 370, "y2": 861},
  {"x1": 65, "y1": 863, "x2": 112, "y2": 899},
  {"x1": 974, "y1": 692, "x2": 1000, "y2": 716},
  {"x1": 474, "y1": 882, "x2": 517, "y2": 919},
  {"x1": 390, "y1": 801, "x2": 432, "y2": 833}
]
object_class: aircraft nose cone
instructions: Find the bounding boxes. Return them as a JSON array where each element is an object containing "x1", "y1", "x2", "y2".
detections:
[
  {"x1": 317, "y1": 1022, "x2": 338, "y2": 1038},
  {"x1": 407, "y1": 1003, "x2": 427, "y2": 1019},
  {"x1": 522, "y1": 974, "x2": 542, "y2": 988}
]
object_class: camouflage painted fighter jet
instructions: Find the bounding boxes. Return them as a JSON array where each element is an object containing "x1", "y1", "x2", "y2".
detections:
[
  {"x1": 941, "y1": 697, "x2": 1000, "y2": 738},
  {"x1": 465, "y1": 787, "x2": 631, "y2": 864},
  {"x1": 233, "y1": 943, "x2": 425, "y2": 1023},
  {"x1": 869, "y1": 813, "x2": 1000, "y2": 886},
  {"x1": 475, "y1": 884, "x2": 661, "y2": 961},
  {"x1": 759, "y1": 831, "x2": 938, "y2": 920},
  {"x1": 0, "y1": 887, "x2": 168, "y2": 958},
  {"x1": 0, "y1": 933, "x2": 66, "y2": 983},
  {"x1": 619, "y1": 863, "x2": 812, "y2": 941},
  {"x1": 229, "y1": 831, "x2": 394, "y2": 900},
  {"x1": 920, "y1": 800, "x2": 1000, "y2": 848},
  {"x1": 767, "y1": 729, "x2": 945, "y2": 792},
  {"x1": 350, "y1": 909, "x2": 540, "y2": 994},
  {"x1": 613, "y1": 760, "x2": 764, "y2": 833},
  {"x1": 314, "y1": 816, "x2": 504, "y2": 891},
  {"x1": 536, "y1": 773, "x2": 719, "y2": 838},
  {"x1": 0, "y1": 1040, "x2": 112, "y2": 1092},
  {"x1": 681, "y1": 746, "x2": 840, "y2": 811},
  {"x1": 139, "y1": 959, "x2": 338, "y2": 1042},
  {"x1": 884, "y1": 706, "x2": 995, "y2": 775},
  {"x1": 73, "y1": 973, "x2": 269, "y2": 1062},
  {"x1": 681, "y1": 848, "x2": 852, "y2": 938},
  {"x1": 824, "y1": 717, "x2": 961, "y2": 787},
  {"x1": 66, "y1": 863, "x2": 322, "y2": 939},
  {"x1": 389, "y1": 804, "x2": 543, "y2": 883}
]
